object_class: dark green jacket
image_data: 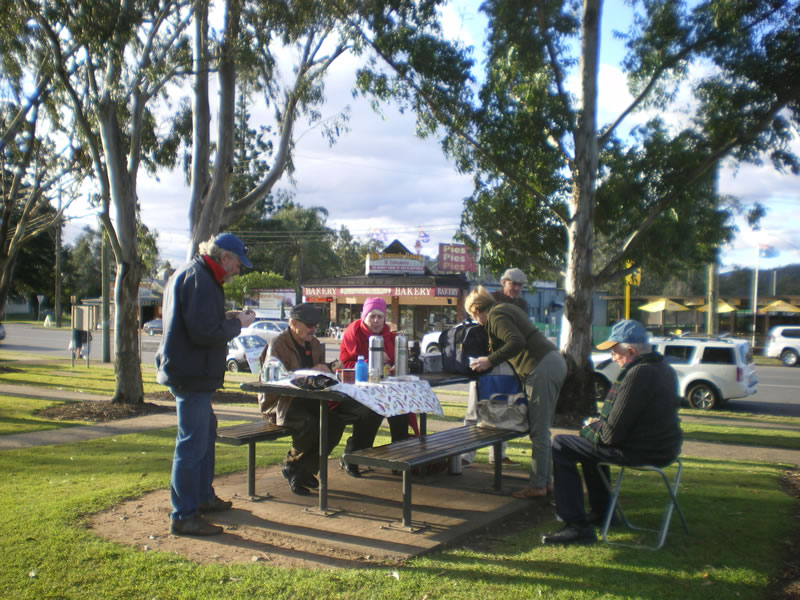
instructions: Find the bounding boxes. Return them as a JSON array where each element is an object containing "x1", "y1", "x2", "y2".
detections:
[
  {"x1": 486, "y1": 303, "x2": 557, "y2": 379},
  {"x1": 581, "y1": 352, "x2": 682, "y2": 466}
]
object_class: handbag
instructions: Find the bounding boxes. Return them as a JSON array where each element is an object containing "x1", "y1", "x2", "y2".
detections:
[
  {"x1": 475, "y1": 365, "x2": 529, "y2": 432},
  {"x1": 476, "y1": 394, "x2": 529, "y2": 432}
]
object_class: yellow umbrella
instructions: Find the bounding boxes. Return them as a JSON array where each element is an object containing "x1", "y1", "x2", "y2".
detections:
[
  {"x1": 638, "y1": 298, "x2": 689, "y2": 335},
  {"x1": 638, "y1": 298, "x2": 689, "y2": 312},
  {"x1": 696, "y1": 299, "x2": 737, "y2": 313},
  {"x1": 760, "y1": 300, "x2": 800, "y2": 313}
]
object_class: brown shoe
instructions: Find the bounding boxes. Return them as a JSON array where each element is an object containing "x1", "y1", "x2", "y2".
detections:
[
  {"x1": 170, "y1": 515, "x2": 223, "y2": 536},
  {"x1": 512, "y1": 486, "x2": 549, "y2": 499},
  {"x1": 198, "y1": 496, "x2": 233, "y2": 512}
]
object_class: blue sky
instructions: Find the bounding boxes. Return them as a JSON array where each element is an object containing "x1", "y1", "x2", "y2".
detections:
[{"x1": 63, "y1": 0, "x2": 800, "y2": 274}]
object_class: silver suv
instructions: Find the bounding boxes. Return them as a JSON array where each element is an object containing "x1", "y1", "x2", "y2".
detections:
[
  {"x1": 764, "y1": 326, "x2": 800, "y2": 367},
  {"x1": 592, "y1": 334, "x2": 758, "y2": 410}
]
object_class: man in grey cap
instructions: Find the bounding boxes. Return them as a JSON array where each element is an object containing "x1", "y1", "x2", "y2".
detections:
[
  {"x1": 259, "y1": 303, "x2": 382, "y2": 495},
  {"x1": 541, "y1": 320, "x2": 682, "y2": 545},
  {"x1": 493, "y1": 267, "x2": 529, "y2": 312},
  {"x1": 156, "y1": 233, "x2": 256, "y2": 536}
]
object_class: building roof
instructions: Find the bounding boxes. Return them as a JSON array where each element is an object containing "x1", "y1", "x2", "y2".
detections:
[{"x1": 304, "y1": 273, "x2": 469, "y2": 288}]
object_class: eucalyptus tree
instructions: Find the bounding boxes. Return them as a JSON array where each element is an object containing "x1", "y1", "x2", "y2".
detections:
[
  {"x1": 186, "y1": 0, "x2": 353, "y2": 255},
  {"x1": 21, "y1": 0, "x2": 194, "y2": 403},
  {"x1": 452, "y1": 0, "x2": 799, "y2": 376},
  {"x1": 0, "y1": 2, "x2": 81, "y2": 321}
]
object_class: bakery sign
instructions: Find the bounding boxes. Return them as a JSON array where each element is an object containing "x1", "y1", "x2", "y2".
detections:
[
  {"x1": 304, "y1": 286, "x2": 461, "y2": 298},
  {"x1": 365, "y1": 251, "x2": 425, "y2": 275}
]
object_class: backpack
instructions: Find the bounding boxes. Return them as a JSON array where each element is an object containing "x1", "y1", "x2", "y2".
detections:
[{"x1": 439, "y1": 320, "x2": 489, "y2": 377}]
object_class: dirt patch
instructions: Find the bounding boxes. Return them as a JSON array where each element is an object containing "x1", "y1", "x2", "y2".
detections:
[
  {"x1": 37, "y1": 390, "x2": 253, "y2": 422},
  {"x1": 89, "y1": 463, "x2": 544, "y2": 569}
]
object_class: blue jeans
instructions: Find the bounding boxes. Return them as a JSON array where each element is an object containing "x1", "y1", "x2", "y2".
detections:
[{"x1": 170, "y1": 389, "x2": 217, "y2": 521}]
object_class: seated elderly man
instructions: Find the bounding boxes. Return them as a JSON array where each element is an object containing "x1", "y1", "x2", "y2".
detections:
[
  {"x1": 259, "y1": 303, "x2": 382, "y2": 495},
  {"x1": 542, "y1": 320, "x2": 682, "y2": 545}
]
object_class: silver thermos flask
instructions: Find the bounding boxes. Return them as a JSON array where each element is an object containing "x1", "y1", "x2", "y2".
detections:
[
  {"x1": 395, "y1": 335, "x2": 408, "y2": 376},
  {"x1": 368, "y1": 335, "x2": 384, "y2": 383}
]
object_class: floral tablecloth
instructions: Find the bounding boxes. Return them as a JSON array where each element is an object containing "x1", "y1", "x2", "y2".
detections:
[{"x1": 268, "y1": 371, "x2": 443, "y2": 417}]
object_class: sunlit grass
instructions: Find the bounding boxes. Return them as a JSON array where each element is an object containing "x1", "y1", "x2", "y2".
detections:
[{"x1": 0, "y1": 361, "x2": 796, "y2": 599}]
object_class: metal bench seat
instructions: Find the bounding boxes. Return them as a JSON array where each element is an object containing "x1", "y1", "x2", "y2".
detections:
[
  {"x1": 216, "y1": 421, "x2": 292, "y2": 498},
  {"x1": 345, "y1": 424, "x2": 527, "y2": 530}
]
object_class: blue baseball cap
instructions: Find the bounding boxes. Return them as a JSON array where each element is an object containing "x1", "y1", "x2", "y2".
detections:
[
  {"x1": 597, "y1": 319, "x2": 648, "y2": 350},
  {"x1": 213, "y1": 233, "x2": 252, "y2": 268}
]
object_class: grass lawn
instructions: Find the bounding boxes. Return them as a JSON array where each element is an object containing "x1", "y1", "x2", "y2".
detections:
[{"x1": 0, "y1": 358, "x2": 797, "y2": 599}]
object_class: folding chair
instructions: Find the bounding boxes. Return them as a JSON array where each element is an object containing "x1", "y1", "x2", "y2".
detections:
[{"x1": 597, "y1": 457, "x2": 688, "y2": 550}]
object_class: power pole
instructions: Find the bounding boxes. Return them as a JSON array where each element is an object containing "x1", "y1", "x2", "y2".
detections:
[{"x1": 706, "y1": 262, "x2": 719, "y2": 335}]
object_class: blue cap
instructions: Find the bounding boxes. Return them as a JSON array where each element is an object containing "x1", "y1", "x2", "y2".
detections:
[
  {"x1": 597, "y1": 319, "x2": 648, "y2": 350},
  {"x1": 213, "y1": 233, "x2": 252, "y2": 268}
]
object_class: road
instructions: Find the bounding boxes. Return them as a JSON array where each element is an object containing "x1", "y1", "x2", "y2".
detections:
[{"x1": 3, "y1": 323, "x2": 799, "y2": 417}]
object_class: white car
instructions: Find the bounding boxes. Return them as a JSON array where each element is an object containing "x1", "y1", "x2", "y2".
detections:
[
  {"x1": 226, "y1": 334, "x2": 267, "y2": 372},
  {"x1": 240, "y1": 319, "x2": 288, "y2": 343},
  {"x1": 591, "y1": 334, "x2": 758, "y2": 410},
  {"x1": 420, "y1": 330, "x2": 442, "y2": 353},
  {"x1": 763, "y1": 325, "x2": 800, "y2": 367}
]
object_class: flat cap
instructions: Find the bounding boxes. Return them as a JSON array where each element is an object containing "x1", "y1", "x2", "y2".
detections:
[
  {"x1": 290, "y1": 303, "x2": 323, "y2": 325},
  {"x1": 500, "y1": 267, "x2": 527, "y2": 284}
]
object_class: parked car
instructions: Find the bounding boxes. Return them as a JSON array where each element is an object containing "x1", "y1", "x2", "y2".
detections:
[
  {"x1": 0, "y1": 323, "x2": 5, "y2": 342},
  {"x1": 240, "y1": 319, "x2": 288, "y2": 343},
  {"x1": 591, "y1": 333, "x2": 758, "y2": 410},
  {"x1": 226, "y1": 334, "x2": 267, "y2": 372},
  {"x1": 763, "y1": 325, "x2": 800, "y2": 367},
  {"x1": 142, "y1": 319, "x2": 163, "y2": 336},
  {"x1": 420, "y1": 330, "x2": 442, "y2": 353}
]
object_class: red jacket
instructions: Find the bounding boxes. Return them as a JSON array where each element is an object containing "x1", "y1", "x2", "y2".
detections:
[{"x1": 339, "y1": 319, "x2": 396, "y2": 368}]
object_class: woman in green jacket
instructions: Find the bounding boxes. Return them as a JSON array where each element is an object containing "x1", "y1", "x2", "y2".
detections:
[{"x1": 465, "y1": 286, "x2": 567, "y2": 498}]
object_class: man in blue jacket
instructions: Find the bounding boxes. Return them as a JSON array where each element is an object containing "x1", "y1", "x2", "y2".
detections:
[
  {"x1": 156, "y1": 233, "x2": 256, "y2": 536},
  {"x1": 542, "y1": 320, "x2": 682, "y2": 545}
]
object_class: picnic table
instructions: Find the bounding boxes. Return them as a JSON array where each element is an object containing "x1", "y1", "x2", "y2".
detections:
[{"x1": 239, "y1": 373, "x2": 469, "y2": 516}]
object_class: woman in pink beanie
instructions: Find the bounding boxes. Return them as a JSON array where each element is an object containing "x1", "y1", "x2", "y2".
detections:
[{"x1": 338, "y1": 297, "x2": 413, "y2": 476}]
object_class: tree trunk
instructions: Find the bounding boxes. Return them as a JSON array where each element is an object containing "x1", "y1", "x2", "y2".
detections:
[
  {"x1": 187, "y1": 0, "x2": 212, "y2": 261},
  {"x1": 99, "y1": 100, "x2": 145, "y2": 405},
  {"x1": 0, "y1": 255, "x2": 17, "y2": 320},
  {"x1": 189, "y1": 0, "x2": 240, "y2": 257},
  {"x1": 557, "y1": 0, "x2": 603, "y2": 418},
  {"x1": 112, "y1": 257, "x2": 144, "y2": 404}
]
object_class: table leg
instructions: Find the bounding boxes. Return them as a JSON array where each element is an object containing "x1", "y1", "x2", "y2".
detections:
[
  {"x1": 318, "y1": 400, "x2": 328, "y2": 513},
  {"x1": 305, "y1": 399, "x2": 342, "y2": 517},
  {"x1": 247, "y1": 442, "x2": 256, "y2": 497}
]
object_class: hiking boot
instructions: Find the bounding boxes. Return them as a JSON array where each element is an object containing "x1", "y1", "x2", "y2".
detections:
[
  {"x1": 198, "y1": 496, "x2": 233, "y2": 513},
  {"x1": 170, "y1": 515, "x2": 223, "y2": 537},
  {"x1": 281, "y1": 464, "x2": 310, "y2": 496},
  {"x1": 541, "y1": 524, "x2": 596, "y2": 545},
  {"x1": 298, "y1": 471, "x2": 319, "y2": 489},
  {"x1": 340, "y1": 456, "x2": 361, "y2": 478}
]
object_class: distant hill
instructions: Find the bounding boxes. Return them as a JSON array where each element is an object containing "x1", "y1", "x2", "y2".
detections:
[{"x1": 719, "y1": 264, "x2": 800, "y2": 297}]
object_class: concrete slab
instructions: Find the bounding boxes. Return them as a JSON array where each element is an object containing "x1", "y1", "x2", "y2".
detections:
[{"x1": 91, "y1": 459, "x2": 537, "y2": 568}]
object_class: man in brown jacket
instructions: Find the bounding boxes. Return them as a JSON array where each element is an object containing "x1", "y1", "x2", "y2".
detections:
[{"x1": 259, "y1": 303, "x2": 381, "y2": 495}]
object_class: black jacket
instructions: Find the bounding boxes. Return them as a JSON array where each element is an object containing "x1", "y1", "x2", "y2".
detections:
[{"x1": 155, "y1": 256, "x2": 241, "y2": 392}]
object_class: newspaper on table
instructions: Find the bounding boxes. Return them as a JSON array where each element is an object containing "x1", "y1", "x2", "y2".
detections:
[{"x1": 267, "y1": 369, "x2": 443, "y2": 417}]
